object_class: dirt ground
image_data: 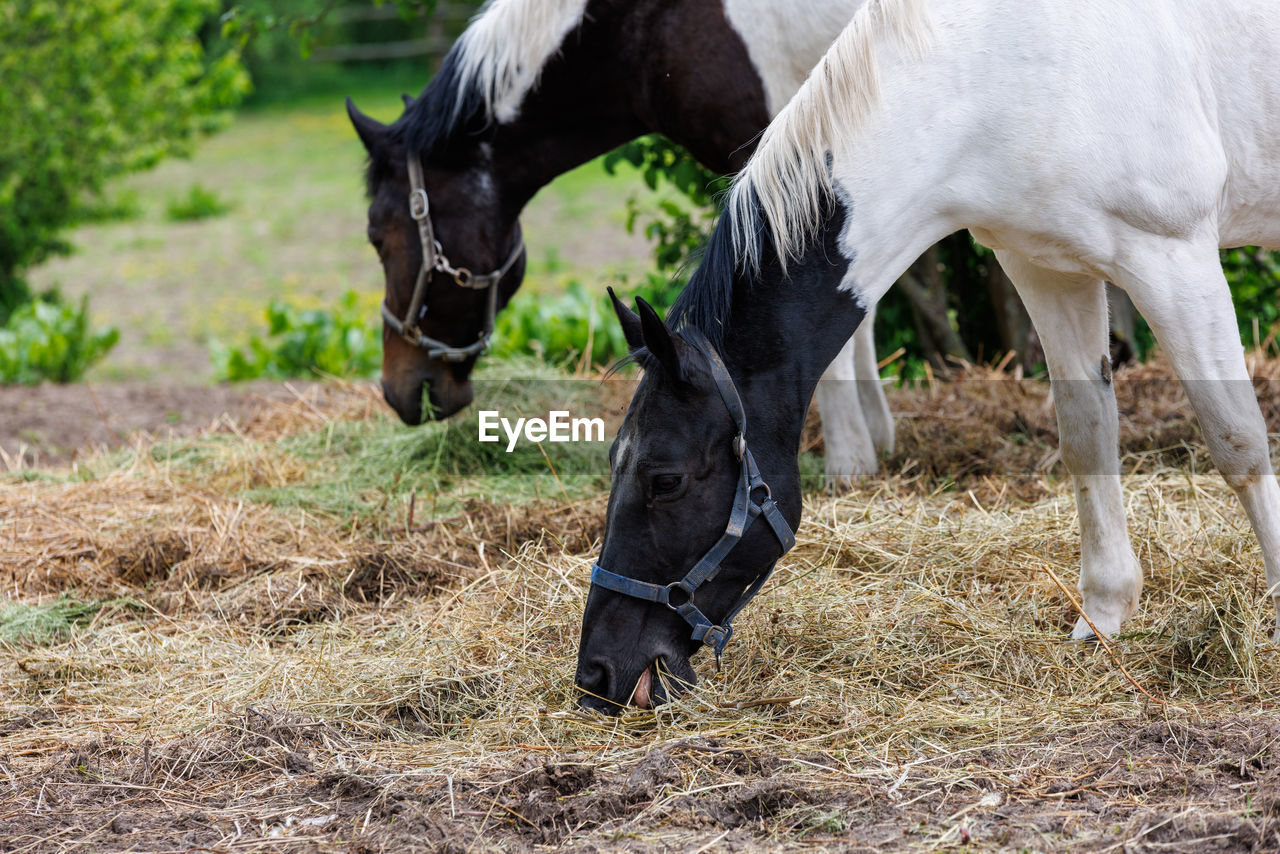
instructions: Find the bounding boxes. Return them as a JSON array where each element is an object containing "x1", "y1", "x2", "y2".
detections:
[
  {"x1": 2, "y1": 708, "x2": 1277, "y2": 853},
  {"x1": 0, "y1": 381, "x2": 332, "y2": 469}
]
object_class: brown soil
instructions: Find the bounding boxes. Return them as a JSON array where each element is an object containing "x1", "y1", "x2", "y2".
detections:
[
  {"x1": 0, "y1": 380, "x2": 334, "y2": 469},
  {"x1": 2, "y1": 708, "x2": 1276, "y2": 852}
]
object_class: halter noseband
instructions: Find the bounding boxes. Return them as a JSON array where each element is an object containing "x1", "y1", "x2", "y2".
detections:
[
  {"x1": 589, "y1": 326, "x2": 796, "y2": 664},
  {"x1": 380, "y1": 155, "x2": 526, "y2": 363}
]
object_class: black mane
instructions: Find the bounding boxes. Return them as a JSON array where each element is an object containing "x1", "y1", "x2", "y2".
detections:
[
  {"x1": 394, "y1": 47, "x2": 489, "y2": 157},
  {"x1": 668, "y1": 189, "x2": 765, "y2": 352},
  {"x1": 363, "y1": 46, "x2": 489, "y2": 195}
]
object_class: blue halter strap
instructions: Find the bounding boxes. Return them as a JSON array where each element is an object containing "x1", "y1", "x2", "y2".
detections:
[{"x1": 589, "y1": 326, "x2": 797, "y2": 664}]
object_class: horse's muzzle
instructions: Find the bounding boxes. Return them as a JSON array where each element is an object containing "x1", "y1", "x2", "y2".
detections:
[{"x1": 381, "y1": 374, "x2": 474, "y2": 424}]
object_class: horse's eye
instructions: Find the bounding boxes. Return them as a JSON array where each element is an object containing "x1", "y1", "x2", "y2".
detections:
[{"x1": 652, "y1": 474, "x2": 683, "y2": 495}]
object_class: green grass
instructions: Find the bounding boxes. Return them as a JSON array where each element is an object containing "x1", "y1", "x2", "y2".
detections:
[
  {"x1": 165, "y1": 184, "x2": 234, "y2": 222},
  {"x1": 0, "y1": 598, "x2": 105, "y2": 646}
]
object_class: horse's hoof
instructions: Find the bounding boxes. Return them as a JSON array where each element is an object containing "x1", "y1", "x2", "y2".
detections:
[{"x1": 824, "y1": 474, "x2": 855, "y2": 495}]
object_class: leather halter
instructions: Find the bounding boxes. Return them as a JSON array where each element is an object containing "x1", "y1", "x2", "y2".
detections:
[
  {"x1": 380, "y1": 155, "x2": 525, "y2": 363},
  {"x1": 589, "y1": 326, "x2": 797, "y2": 664}
]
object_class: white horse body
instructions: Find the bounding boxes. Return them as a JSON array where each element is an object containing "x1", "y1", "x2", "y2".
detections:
[{"x1": 733, "y1": 0, "x2": 1280, "y2": 637}]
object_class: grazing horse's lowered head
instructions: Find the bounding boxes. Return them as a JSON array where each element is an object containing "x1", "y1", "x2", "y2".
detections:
[
  {"x1": 348, "y1": 84, "x2": 526, "y2": 424},
  {"x1": 575, "y1": 190, "x2": 867, "y2": 713}
]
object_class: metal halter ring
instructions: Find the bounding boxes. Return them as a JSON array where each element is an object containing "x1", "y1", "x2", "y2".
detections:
[
  {"x1": 380, "y1": 154, "x2": 524, "y2": 362},
  {"x1": 664, "y1": 581, "x2": 695, "y2": 611},
  {"x1": 409, "y1": 188, "x2": 429, "y2": 220}
]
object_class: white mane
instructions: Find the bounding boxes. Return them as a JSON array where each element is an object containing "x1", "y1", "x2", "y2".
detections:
[
  {"x1": 728, "y1": 0, "x2": 933, "y2": 270},
  {"x1": 452, "y1": 0, "x2": 591, "y2": 125}
]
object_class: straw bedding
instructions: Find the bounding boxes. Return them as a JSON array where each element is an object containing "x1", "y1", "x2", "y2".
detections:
[{"x1": 2, "y1": 359, "x2": 1279, "y2": 852}]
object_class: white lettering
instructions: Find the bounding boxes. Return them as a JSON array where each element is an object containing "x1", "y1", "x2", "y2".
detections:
[
  {"x1": 478, "y1": 410, "x2": 500, "y2": 443},
  {"x1": 502, "y1": 416, "x2": 525, "y2": 453},
  {"x1": 525, "y1": 418, "x2": 548, "y2": 444},
  {"x1": 549, "y1": 410, "x2": 570, "y2": 442},
  {"x1": 574, "y1": 416, "x2": 605, "y2": 443},
  {"x1": 479, "y1": 410, "x2": 608, "y2": 452}
]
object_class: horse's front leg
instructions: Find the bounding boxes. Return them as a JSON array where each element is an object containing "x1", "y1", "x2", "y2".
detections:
[
  {"x1": 996, "y1": 251, "x2": 1142, "y2": 638},
  {"x1": 853, "y1": 303, "x2": 894, "y2": 457},
  {"x1": 817, "y1": 332, "x2": 878, "y2": 489}
]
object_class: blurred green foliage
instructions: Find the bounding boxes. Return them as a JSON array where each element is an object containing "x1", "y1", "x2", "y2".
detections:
[
  {"x1": 212, "y1": 290, "x2": 381, "y2": 380},
  {"x1": 492, "y1": 277, "x2": 679, "y2": 366},
  {"x1": 222, "y1": 0, "x2": 483, "y2": 105},
  {"x1": 0, "y1": 296, "x2": 120, "y2": 385},
  {"x1": 166, "y1": 184, "x2": 234, "y2": 222},
  {"x1": 605, "y1": 136, "x2": 727, "y2": 276},
  {"x1": 1222, "y1": 247, "x2": 1280, "y2": 351},
  {"x1": 0, "y1": 0, "x2": 249, "y2": 318}
]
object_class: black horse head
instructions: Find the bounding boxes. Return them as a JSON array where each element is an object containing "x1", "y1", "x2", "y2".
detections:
[
  {"x1": 575, "y1": 293, "x2": 802, "y2": 712},
  {"x1": 575, "y1": 188, "x2": 867, "y2": 714}
]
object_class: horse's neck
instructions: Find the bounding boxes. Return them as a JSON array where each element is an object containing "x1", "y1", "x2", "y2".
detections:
[
  {"x1": 716, "y1": 203, "x2": 869, "y2": 461},
  {"x1": 487, "y1": 0, "x2": 770, "y2": 210}
]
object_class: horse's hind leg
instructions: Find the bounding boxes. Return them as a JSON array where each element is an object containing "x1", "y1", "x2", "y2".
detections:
[
  {"x1": 1116, "y1": 242, "x2": 1280, "y2": 642},
  {"x1": 854, "y1": 303, "x2": 895, "y2": 456},
  {"x1": 817, "y1": 331, "x2": 878, "y2": 488},
  {"x1": 996, "y1": 251, "x2": 1142, "y2": 638}
]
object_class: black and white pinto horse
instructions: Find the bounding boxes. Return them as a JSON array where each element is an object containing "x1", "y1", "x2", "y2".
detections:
[
  {"x1": 577, "y1": 0, "x2": 1280, "y2": 712},
  {"x1": 347, "y1": 0, "x2": 895, "y2": 484}
]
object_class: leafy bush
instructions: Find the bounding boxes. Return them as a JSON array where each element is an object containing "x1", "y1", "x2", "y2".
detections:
[
  {"x1": 0, "y1": 296, "x2": 120, "y2": 385},
  {"x1": 0, "y1": 0, "x2": 248, "y2": 318},
  {"x1": 605, "y1": 135, "x2": 726, "y2": 275},
  {"x1": 212, "y1": 290, "x2": 381, "y2": 380},
  {"x1": 166, "y1": 184, "x2": 233, "y2": 222},
  {"x1": 1223, "y1": 247, "x2": 1280, "y2": 349},
  {"x1": 492, "y1": 276, "x2": 679, "y2": 366}
]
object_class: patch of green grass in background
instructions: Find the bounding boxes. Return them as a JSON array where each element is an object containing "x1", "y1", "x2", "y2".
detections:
[
  {"x1": 117, "y1": 358, "x2": 612, "y2": 526},
  {"x1": 166, "y1": 184, "x2": 234, "y2": 222},
  {"x1": 28, "y1": 65, "x2": 667, "y2": 383}
]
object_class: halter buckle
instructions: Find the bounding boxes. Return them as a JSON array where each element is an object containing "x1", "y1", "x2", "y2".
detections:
[
  {"x1": 453, "y1": 267, "x2": 473, "y2": 287},
  {"x1": 409, "y1": 188, "x2": 430, "y2": 221},
  {"x1": 733, "y1": 433, "x2": 747, "y2": 461}
]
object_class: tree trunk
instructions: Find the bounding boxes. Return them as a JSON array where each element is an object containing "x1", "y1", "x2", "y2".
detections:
[
  {"x1": 896, "y1": 244, "x2": 973, "y2": 367},
  {"x1": 983, "y1": 261, "x2": 1042, "y2": 370}
]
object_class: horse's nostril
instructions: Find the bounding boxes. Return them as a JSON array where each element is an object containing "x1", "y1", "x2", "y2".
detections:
[{"x1": 575, "y1": 661, "x2": 606, "y2": 689}]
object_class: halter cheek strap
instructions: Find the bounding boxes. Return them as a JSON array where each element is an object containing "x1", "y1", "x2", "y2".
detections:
[
  {"x1": 380, "y1": 155, "x2": 526, "y2": 363},
  {"x1": 589, "y1": 326, "x2": 796, "y2": 664}
]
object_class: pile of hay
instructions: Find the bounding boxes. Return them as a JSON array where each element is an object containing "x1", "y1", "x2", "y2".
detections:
[{"x1": 2, "y1": 357, "x2": 1279, "y2": 851}]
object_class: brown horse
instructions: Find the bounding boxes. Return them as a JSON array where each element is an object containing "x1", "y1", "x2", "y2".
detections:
[{"x1": 348, "y1": 0, "x2": 896, "y2": 483}]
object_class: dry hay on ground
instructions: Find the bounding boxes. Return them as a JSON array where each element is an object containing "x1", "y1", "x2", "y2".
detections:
[
  {"x1": 3, "y1": 455, "x2": 1280, "y2": 850},
  {"x1": 0, "y1": 468, "x2": 603, "y2": 631},
  {"x1": 804, "y1": 351, "x2": 1280, "y2": 503}
]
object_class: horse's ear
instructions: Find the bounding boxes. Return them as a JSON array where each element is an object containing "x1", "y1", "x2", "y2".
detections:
[
  {"x1": 347, "y1": 97, "x2": 391, "y2": 158},
  {"x1": 401, "y1": 93, "x2": 414, "y2": 109},
  {"x1": 609, "y1": 287, "x2": 644, "y2": 351},
  {"x1": 635, "y1": 296, "x2": 685, "y2": 378}
]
